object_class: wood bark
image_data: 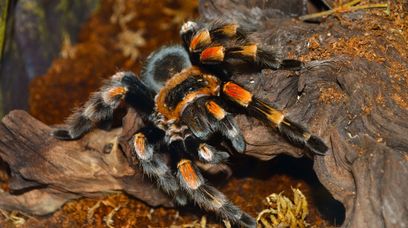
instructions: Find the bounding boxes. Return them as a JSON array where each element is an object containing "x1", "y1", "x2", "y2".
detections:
[
  {"x1": 0, "y1": 1, "x2": 407, "y2": 227},
  {"x1": 199, "y1": 1, "x2": 408, "y2": 227},
  {"x1": 0, "y1": 110, "x2": 171, "y2": 215}
]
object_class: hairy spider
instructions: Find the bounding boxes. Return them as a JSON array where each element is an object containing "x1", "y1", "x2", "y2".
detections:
[{"x1": 52, "y1": 20, "x2": 328, "y2": 227}]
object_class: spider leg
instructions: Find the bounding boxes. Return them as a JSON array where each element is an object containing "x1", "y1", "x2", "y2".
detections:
[
  {"x1": 204, "y1": 99, "x2": 246, "y2": 153},
  {"x1": 183, "y1": 134, "x2": 230, "y2": 164},
  {"x1": 181, "y1": 97, "x2": 246, "y2": 153},
  {"x1": 52, "y1": 72, "x2": 155, "y2": 140},
  {"x1": 181, "y1": 21, "x2": 303, "y2": 71},
  {"x1": 198, "y1": 44, "x2": 303, "y2": 70},
  {"x1": 169, "y1": 139, "x2": 256, "y2": 227},
  {"x1": 181, "y1": 122, "x2": 233, "y2": 178},
  {"x1": 197, "y1": 143, "x2": 230, "y2": 164},
  {"x1": 222, "y1": 81, "x2": 328, "y2": 155},
  {"x1": 130, "y1": 126, "x2": 188, "y2": 205},
  {"x1": 181, "y1": 21, "x2": 249, "y2": 52}
]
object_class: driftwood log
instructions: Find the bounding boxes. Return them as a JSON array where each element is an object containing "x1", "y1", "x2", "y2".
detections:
[
  {"x1": 0, "y1": 110, "x2": 172, "y2": 213},
  {"x1": 1, "y1": 1, "x2": 407, "y2": 227}
]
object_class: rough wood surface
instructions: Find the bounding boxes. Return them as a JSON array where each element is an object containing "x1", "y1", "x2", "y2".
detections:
[
  {"x1": 199, "y1": 1, "x2": 408, "y2": 227},
  {"x1": 0, "y1": 1, "x2": 407, "y2": 227},
  {"x1": 0, "y1": 110, "x2": 171, "y2": 215}
]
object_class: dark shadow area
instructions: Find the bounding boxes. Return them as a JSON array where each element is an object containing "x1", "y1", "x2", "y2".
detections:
[
  {"x1": 0, "y1": 158, "x2": 10, "y2": 192},
  {"x1": 309, "y1": 0, "x2": 331, "y2": 11},
  {"x1": 229, "y1": 154, "x2": 345, "y2": 226}
]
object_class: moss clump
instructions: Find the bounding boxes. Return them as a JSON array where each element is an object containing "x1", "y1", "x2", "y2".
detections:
[{"x1": 257, "y1": 188, "x2": 309, "y2": 228}]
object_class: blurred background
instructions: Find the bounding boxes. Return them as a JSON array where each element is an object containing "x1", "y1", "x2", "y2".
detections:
[{"x1": 0, "y1": 0, "x2": 199, "y2": 123}]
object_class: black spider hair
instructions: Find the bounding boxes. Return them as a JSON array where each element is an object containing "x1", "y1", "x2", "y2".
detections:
[{"x1": 141, "y1": 45, "x2": 192, "y2": 93}]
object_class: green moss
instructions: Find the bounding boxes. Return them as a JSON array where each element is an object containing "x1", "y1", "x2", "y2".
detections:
[
  {"x1": 0, "y1": 0, "x2": 10, "y2": 61},
  {"x1": 257, "y1": 188, "x2": 309, "y2": 228},
  {"x1": 55, "y1": 0, "x2": 70, "y2": 12},
  {"x1": 0, "y1": 0, "x2": 10, "y2": 117}
]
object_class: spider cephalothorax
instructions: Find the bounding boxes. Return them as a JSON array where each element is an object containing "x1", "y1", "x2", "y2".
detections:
[{"x1": 52, "y1": 20, "x2": 328, "y2": 227}]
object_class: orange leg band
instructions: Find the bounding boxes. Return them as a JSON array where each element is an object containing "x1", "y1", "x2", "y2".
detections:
[
  {"x1": 223, "y1": 82, "x2": 253, "y2": 107},
  {"x1": 178, "y1": 159, "x2": 201, "y2": 189}
]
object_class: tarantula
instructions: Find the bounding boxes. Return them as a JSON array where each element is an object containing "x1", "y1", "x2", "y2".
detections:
[{"x1": 52, "y1": 20, "x2": 328, "y2": 227}]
